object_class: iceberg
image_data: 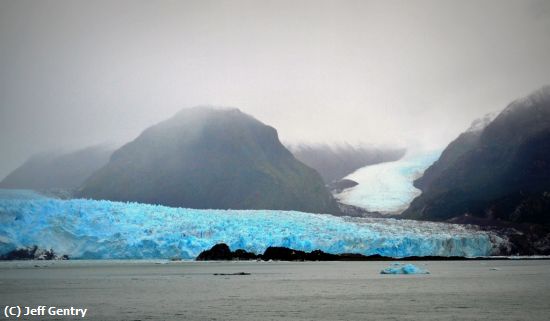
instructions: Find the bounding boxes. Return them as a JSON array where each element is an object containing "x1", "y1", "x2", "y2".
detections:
[
  {"x1": 381, "y1": 263, "x2": 429, "y2": 274},
  {"x1": 0, "y1": 189, "x2": 504, "y2": 259},
  {"x1": 335, "y1": 150, "x2": 442, "y2": 214}
]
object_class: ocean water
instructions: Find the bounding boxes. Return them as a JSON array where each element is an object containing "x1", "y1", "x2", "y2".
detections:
[{"x1": 1, "y1": 260, "x2": 550, "y2": 321}]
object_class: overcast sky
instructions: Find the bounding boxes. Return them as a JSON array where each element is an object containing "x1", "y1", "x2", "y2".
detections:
[{"x1": 1, "y1": 0, "x2": 550, "y2": 179}]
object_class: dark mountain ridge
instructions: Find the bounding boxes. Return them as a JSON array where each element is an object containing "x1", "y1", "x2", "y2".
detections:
[
  {"x1": 0, "y1": 144, "x2": 114, "y2": 190},
  {"x1": 403, "y1": 86, "x2": 550, "y2": 227},
  {"x1": 78, "y1": 107, "x2": 340, "y2": 214}
]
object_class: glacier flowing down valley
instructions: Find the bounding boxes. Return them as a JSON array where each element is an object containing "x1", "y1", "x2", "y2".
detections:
[
  {"x1": 335, "y1": 150, "x2": 442, "y2": 214},
  {"x1": 0, "y1": 189, "x2": 505, "y2": 259}
]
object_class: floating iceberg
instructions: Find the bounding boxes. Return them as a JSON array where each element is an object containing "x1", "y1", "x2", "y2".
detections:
[
  {"x1": 381, "y1": 263, "x2": 429, "y2": 274},
  {"x1": 0, "y1": 189, "x2": 504, "y2": 259},
  {"x1": 335, "y1": 150, "x2": 441, "y2": 214}
]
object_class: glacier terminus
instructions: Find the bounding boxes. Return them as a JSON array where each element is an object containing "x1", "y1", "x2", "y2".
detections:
[{"x1": 0, "y1": 189, "x2": 505, "y2": 259}]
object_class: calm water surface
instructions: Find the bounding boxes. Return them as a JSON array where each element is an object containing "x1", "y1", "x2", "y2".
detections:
[{"x1": 1, "y1": 260, "x2": 549, "y2": 321}]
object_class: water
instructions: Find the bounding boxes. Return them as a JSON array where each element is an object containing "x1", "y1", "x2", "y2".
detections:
[{"x1": 1, "y1": 260, "x2": 549, "y2": 320}]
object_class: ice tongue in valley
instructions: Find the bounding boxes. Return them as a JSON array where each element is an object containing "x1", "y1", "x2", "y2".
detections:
[{"x1": 335, "y1": 150, "x2": 442, "y2": 214}]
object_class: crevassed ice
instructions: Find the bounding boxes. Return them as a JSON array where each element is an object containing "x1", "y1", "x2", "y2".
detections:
[
  {"x1": 335, "y1": 150, "x2": 442, "y2": 214},
  {"x1": 0, "y1": 189, "x2": 503, "y2": 259}
]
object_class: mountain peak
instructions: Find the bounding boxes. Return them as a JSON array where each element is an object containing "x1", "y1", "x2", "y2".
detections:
[
  {"x1": 79, "y1": 107, "x2": 340, "y2": 214},
  {"x1": 466, "y1": 112, "x2": 498, "y2": 133},
  {"x1": 503, "y1": 85, "x2": 550, "y2": 114},
  {"x1": 404, "y1": 86, "x2": 550, "y2": 228},
  {"x1": 175, "y1": 105, "x2": 242, "y2": 115}
]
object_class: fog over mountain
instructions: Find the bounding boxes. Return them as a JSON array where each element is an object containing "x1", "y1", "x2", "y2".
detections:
[
  {"x1": 288, "y1": 144, "x2": 405, "y2": 183},
  {"x1": 0, "y1": 145, "x2": 114, "y2": 190},
  {"x1": 78, "y1": 107, "x2": 340, "y2": 214},
  {"x1": 404, "y1": 86, "x2": 550, "y2": 226},
  {"x1": 1, "y1": 0, "x2": 550, "y2": 179}
]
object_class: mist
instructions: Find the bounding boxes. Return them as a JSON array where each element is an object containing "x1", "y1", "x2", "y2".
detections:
[{"x1": 1, "y1": 0, "x2": 550, "y2": 179}]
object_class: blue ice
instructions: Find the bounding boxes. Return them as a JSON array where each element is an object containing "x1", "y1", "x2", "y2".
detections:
[
  {"x1": 0, "y1": 189, "x2": 503, "y2": 259},
  {"x1": 381, "y1": 263, "x2": 430, "y2": 274}
]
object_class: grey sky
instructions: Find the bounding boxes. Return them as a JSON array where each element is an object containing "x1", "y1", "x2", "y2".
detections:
[{"x1": 1, "y1": 0, "x2": 550, "y2": 179}]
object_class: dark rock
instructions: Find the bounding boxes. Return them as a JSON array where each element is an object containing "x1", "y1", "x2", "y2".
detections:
[
  {"x1": 305, "y1": 249, "x2": 340, "y2": 261},
  {"x1": 328, "y1": 179, "x2": 358, "y2": 194},
  {"x1": 233, "y1": 249, "x2": 259, "y2": 260},
  {"x1": 491, "y1": 224, "x2": 550, "y2": 256},
  {"x1": 196, "y1": 244, "x2": 259, "y2": 261},
  {"x1": 262, "y1": 247, "x2": 308, "y2": 261},
  {"x1": 196, "y1": 243, "x2": 233, "y2": 260},
  {"x1": 196, "y1": 243, "x2": 550, "y2": 261},
  {"x1": 340, "y1": 253, "x2": 384, "y2": 260},
  {"x1": 0, "y1": 246, "x2": 68, "y2": 260},
  {"x1": 213, "y1": 272, "x2": 251, "y2": 276},
  {"x1": 0, "y1": 246, "x2": 39, "y2": 260}
]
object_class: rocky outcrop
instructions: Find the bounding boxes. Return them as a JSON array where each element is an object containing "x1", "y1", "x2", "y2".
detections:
[
  {"x1": 196, "y1": 243, "x2": 258, "y2": 260},
  {"x1": 0, "y1": 246, "x2": 69, "y2": 260},
  {"x1": 195, "y1": 244, "x2": 538, "y2": 261}
]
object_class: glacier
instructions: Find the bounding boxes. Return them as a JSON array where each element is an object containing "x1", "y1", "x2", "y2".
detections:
[
  {"x1": 0, "y1": 189, "x2": 504, "y2": 259},
  {"x1": 335, "y1": 150, "x2": 442, "y2": 214}
]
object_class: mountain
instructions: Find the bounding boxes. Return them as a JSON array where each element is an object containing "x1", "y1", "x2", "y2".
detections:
[
  {"x1": 288, "y1": 143, "x2": 405, "y2": 183},
  {"x1": 78, "y1": 107, "x2": 340, "y2": 214},
  {"x1": 413, "y1": 113, "x2": 496, "y2": 192},
  {"x1": 0, "y1": 145, "x2": 114, "y2": 190},
  {"x1": 403, "y1": 86, "x2": 550, "y2": 226}
]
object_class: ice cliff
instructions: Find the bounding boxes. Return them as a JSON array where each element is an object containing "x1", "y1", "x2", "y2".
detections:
[{"x1": 0, "y1": 189, "x2": 504, "y2": 259}]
